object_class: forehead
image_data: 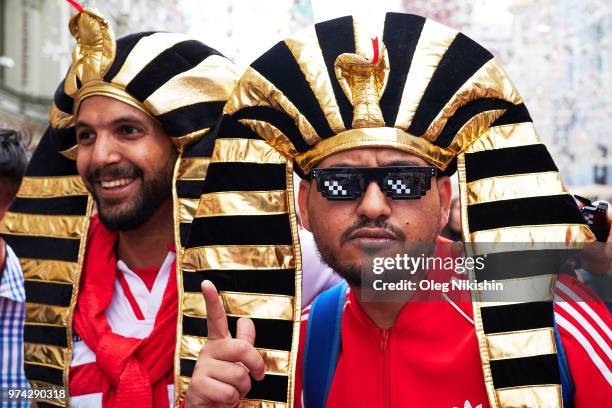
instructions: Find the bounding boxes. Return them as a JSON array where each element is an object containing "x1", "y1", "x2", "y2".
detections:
[
  {"x1": 316, "y1": 147, "x2": 430, "y2": 168},
  {"x1": 76, "y1": 95, "x2": 150, "y2": 124}
]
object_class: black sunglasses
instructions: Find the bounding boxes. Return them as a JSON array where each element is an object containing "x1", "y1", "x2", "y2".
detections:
[{"x1": 309, "y1": 166, "x2": 437, "y2": 201}]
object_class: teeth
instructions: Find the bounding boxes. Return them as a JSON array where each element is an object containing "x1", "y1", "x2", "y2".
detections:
[{"x1": 100, "y1": 178, "x2": 133, "y2": 188}]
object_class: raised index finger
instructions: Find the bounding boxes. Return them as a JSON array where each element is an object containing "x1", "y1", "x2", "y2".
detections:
[{"x1": 201, "y1": 280, "x2": 231, "y2": 340}]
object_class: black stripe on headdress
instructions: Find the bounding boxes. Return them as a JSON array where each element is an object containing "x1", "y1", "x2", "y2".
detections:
[
  {"x1": 179, "y1": 224, "x2": 191, "y2": 249},
  {"x1": 480, "y1": 302, "x2": 554, "y2": 334},
  {"x1": 181, "y1": 117, "x2": 223, "y2": 158},
  {"x1": 251, "y1": 42, "x2": 334, "y2": 138},
  {"x1": 31, "y1": 129, "x2": 78, "y2": 176},
  {"x1": 157, "y1": 101, "x2": 225, "y2": 137},
  {"x1": 379, "y1": 13, "x2": 426, "y2": 126},
  {"x1": 434, "y1": 98, "x2": 514, "y2": 148},
  {"x1": 126, "y1": 40, "x2": 221, "y2": 102},
  {"x1": 24, "y1": 364, "x2": 64, "y2": 386},
  {"x1": 176, "y1": 180, "x2": 204, "y2": 199},
  {"x1": 314, "y1": 16, "x2": 355, "y2": 131},
  {"x1": 490, "y1": 355, "x2": 560, "y2": 388},
  {"x1": 178, "y1": 359, "x2": 196, "y2": 376},
  {"x1": 103, "y1": 31, "x2": 157, "y2": 81},
  {"x1": 232, "y1": 107, "x2": 311, "y2": 153},
  {"x1": 24, "y1": 325, "x2": 67, "y2": 347},
  {"x1": 10, "y1": 196, "x2": 88, "y2": 216},
  {"x1": 3, "y1": 235, "x2": 80, "y2": 262},
  {"x1": 214, "y1": 115, "x2": 261, "y2": 141},
  {"x1": 476, "y1": 250, "x2": 571, "y2": 281},
  {"x1": 182, "y1": 316, "x2": 294, "y2": 351},
  {"x1": 25, "y1": 281, "x2": 73, "y2": 307},
  {"x1": 408, "y1": 33, "x2": 493, "y2": 136},
  {"x1": 490, "y1": 103, "x2": 532, "y2": 127},
  {"x1": 188, "y1": 215, "x2": 292, "y2": 247},
  {"x1": 247, "y1": 375, "x2": 289, "y2": 401},
  {"x1": 464, "y1": 144, "x2": 558, "y2": 183},
  {"x1": 53, "y1": 78, "x2": 74, "y2": 115},
  {"x1": 183, "y1": 269, "x2": 295, "y2": 296},
  {"x1": 467, "y1": 195, "x2": 586, "y2": 232},
  {"x1": 49, "y1": 128, "x2": 78, "y2": 154},
  {"x1": 203, "y1": 162, "x2": 287, "y2": 193}
]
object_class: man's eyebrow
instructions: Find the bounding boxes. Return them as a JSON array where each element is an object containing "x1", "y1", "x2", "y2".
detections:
[
  {"x1": 75, "y1": 115, "x2": 145, "y2": 130},
  {"x1": 324, "y1": 160, "x2": 424, "y2": 168},
  {"x1": 383, "y1": 160, "x2": 423, "y2": 166},
  {"x1": 108, "y1": 116, "x2": 145, "y2": 126},
  {"x1": 74, "y1": 120, "x2": 93, "y2": 130}
]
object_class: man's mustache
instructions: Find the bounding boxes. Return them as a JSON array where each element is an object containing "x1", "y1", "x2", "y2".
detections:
[
  {"x1": 86, "y1": 164, "x2": 143, "y2": 184},
  {"x1": 340, "y1": 217, "x2": 406, "y2": 244}
]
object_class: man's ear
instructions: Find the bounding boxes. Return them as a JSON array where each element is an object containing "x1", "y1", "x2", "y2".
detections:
[
  {"x1": 436, "y1": 176, "x2": 452, "y2": 231},
  {"x1": 298, "y1": 179, "x2": 312, "y2": 231}
]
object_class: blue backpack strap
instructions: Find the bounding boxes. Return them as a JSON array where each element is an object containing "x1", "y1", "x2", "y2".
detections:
[
  {"x1": 303, "y1": 281, "x2": 348, "y2": 408},
  {"x1": 554, "y1": 319, "x2": 575, "y2": 407}
]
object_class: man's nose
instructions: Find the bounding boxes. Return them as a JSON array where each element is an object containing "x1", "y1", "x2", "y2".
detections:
[
  {"x1": 90, "y1": 133, "x2": 121, "y2": 167},
  {"x1": 356, "y1": 181, "x2": 392, "y2": 220}
]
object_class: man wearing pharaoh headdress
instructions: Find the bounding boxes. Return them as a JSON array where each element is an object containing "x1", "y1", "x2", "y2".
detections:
[
  {"x1": 183, "y1": 13, "x2": 611, "y2": 408},
  {"x1": 0, "y1": 3, "x2": 238, "y2": 407}
]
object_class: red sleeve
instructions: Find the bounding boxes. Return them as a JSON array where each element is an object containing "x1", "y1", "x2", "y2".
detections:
[
  {"x1": 293, "y1": 308, "x2": 309, "y2": 408},
  {"x1": 554, "y1": 275, "x2": 612, "y2": 407}
]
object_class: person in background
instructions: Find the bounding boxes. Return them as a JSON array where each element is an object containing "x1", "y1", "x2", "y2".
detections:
[{"x1": 0, "y1": 127, "x2": 30, "y2": 407}]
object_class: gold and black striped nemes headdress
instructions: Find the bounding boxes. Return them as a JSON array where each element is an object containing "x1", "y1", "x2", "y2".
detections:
[
  {"x1": 0, "y1": 5, "x2": 238, "y2": 407},
  {"x1": 187, "y1": 13, "x2": 595, "y2": 407}
]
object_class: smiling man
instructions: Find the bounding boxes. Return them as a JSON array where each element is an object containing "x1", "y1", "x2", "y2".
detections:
[
  {"x1": 75, "y1": 96, "x2": 178, "y2": 267},
  {"x1": 0, "y1": 4, "x2": 237, "y2": 407},
  {"x1": 184, "y1": 13, "x2": 611, "y2": 408}
]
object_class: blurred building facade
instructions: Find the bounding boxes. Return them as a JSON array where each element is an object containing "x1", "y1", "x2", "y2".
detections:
[
  {"x1": 0, "y1": 0, "x2": 69, "y2": 137},
  {"x1": 0, "y1": 0, "x2": 187, "y2": 141}
]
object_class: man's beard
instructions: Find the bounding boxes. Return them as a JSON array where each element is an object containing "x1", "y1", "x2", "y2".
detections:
[
  {"x1": 312, "y1": 217, "x2": 405, "y2": 287},
  {"x1": 312, "y1": 217, "x2": 438, "y2": 288},
  {"x1": 86, "y1": 159, "x2": 175, "y2": 232}
]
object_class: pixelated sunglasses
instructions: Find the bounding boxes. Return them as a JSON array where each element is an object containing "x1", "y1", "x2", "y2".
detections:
[{"x1": 309, "y1": 166, "x2": 437, "y2": 201}]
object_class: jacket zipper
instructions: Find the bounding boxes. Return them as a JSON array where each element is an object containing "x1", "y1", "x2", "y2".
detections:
[{"x1": 380, "y1": 328, "x2": 390, "y2": 408}]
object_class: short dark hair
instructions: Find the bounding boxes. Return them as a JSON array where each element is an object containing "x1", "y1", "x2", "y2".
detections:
[
  {"x1": 0, "y1": 127, "x2": 30, "y2": 182},
  {"x1": 0, "y1": 128, "x2": 31, "y2": 210}
]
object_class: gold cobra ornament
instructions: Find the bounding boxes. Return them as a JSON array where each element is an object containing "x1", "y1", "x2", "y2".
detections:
[
  {"x1": 334, "y1": 38, "x2": 389, "y2": 128},
  {"x1": 64, "y1": 7, "x2": 116, "y2": 98}
]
